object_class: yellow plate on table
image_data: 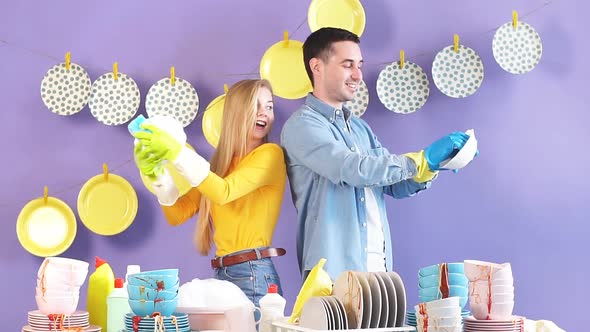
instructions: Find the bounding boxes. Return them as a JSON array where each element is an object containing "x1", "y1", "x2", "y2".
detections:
[
  {"x1": 139, "y1": 143, "x2": 195, "y2": 196},
  {"x1": 16, "y1": 188, "x2": 77, "y2": 257},
  {"x1": 77, "y1": 170, "x2": 138, "y2": 236},
  {"x1": 202, "y1": 93, "x2": 225, "y2": 148},
  {"x1": 260, "y1": 38, "x2": 312, "y2": 100},
  {"x1": 308, "y1": 0, "x2": 366, "y2": 37}
]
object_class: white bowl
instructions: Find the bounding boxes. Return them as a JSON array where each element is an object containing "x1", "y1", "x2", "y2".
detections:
[
  {"x1": 491, "y1": 264, "x2": 513, "y2": 280},
  {"x1": 489, "y1": 301, "x2": 515, "y2": 320},
  {"x1": 35, "y1": 295, "x2": 80, "y2": 315},
  {"x1": 491, "y1": 285, "x2": 514, "y2": 294},
  {"x1": 38, "y1": 257, "x2": 89, "y2": 272},
  {"x1": 423, "y1": 297, "x2": 461, "y2": 309},
  {"x1": 35, "y1": 287, "x2": 80, "y2": 297},
  {"x1": 492, "y1": 292, "x2": 515, "y2": 303},
  {"x1": 491, "y1": 278, "x2": 514, "y2": 286},
  {"x1": 439, "y1": 129, "x2": 477, "y2": 170},
  {"x1": 417, "y1": 315, "x2": 462, "y2": 326},
  {"x1": 464, "y1": 260, "x2": 511, "y2": 282},
  {"x1": 37, "y1": 266, "x2": 88, "y2": 288}
]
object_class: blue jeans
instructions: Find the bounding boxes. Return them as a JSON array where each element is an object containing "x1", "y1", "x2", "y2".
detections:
[{"x1": 214, "y1": 253, "x2": 283, "y2": 320}]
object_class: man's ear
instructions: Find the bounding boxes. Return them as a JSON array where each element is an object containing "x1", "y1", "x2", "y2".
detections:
[{"x1": 309, "y1": 57, "x2": 321, "y2": 77}]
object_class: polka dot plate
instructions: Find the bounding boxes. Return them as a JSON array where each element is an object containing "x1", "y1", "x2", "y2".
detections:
[
  {"x1": 376, "y1": 61, "x2": 430, "y2": 114},
  {"x1": 40, "y1": 62, "x2": 91, "y2": 116},
  {"x1": 145, "y1": 77, "x2": 200, "y2": 127},
  {"x1": 89, "y1": 72, "x2": 140, "y2": 125},
  {"x1": 493, "y1": 21, "x2": 542, "y2": 74},
  {"x1": 344, "y1": 79, "x2": 369, "y2": 117},
  {"x1": 432, "y1": 45, "x2": 484, "y2": 98}
]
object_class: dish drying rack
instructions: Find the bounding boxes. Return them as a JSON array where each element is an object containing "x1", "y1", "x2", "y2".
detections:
[{"x1": 271, "y1": 321, "x2": 416, "y2": 332}]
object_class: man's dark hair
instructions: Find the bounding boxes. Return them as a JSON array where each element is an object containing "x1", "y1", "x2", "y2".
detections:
[{"x1": 302, "y1": 27, "x2": 360, "y2": 86}]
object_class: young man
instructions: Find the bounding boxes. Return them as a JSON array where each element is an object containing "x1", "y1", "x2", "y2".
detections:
[{"x1": 280, "y1": 27, "x2": 471, "y2": 280}]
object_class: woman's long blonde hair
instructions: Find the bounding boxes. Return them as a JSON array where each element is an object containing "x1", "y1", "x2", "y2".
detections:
[{"x1": 194, "y1": 79, "x2": 273, "y2": 255}]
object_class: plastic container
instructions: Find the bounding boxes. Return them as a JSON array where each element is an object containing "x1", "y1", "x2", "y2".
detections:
[
  {"x1": 259, "y1": 284, "x2": 286, "y2": 332},
  {"x1": 107, "y1": 278, "x2": 131, "y2": 332},
  {"x1": 87, "y1": 256, "x2": 115, "y2": 332},
  {"x1": 124, "y1": 265, "x2": 141, "y2": 290}
]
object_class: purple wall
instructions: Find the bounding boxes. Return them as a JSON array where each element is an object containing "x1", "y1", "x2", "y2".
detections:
[{"x1": 1, "y1": 1, "x2": 587, "y2": 330}]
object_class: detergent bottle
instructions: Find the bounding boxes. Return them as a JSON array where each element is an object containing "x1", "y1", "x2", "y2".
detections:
[
  {"x1": 107, "y1": 278, "x2": 131, "y2": 332},
  {"x1": 259, "y1": 284, "x2": 286, "y2": 332},
  {"x1": 87, "y1": 256, "x2": 115, "y2": 331}
]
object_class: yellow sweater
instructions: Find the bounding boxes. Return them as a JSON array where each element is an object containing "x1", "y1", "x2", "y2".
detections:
[{"x1": 161, "y1": 143, "x2": 287, "y2": 256}]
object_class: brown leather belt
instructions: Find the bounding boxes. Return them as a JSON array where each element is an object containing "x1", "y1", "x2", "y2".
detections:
[{"x1": 211, "y1": 247, "x2": 286, "y2": 269}]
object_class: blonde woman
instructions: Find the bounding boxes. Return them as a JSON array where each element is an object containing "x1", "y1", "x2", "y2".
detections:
[{"x1": 133, "y1": 79, "x2": 286, "y2": 307}]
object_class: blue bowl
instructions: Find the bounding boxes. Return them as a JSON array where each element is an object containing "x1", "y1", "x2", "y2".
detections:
[
  {"x1": 130, "y1": 269, "x2": 179, "y2": 277},
  {"x1": 128, "y1": 274, "x2": 179, "y2": 291},
  {"x1": 418, "y1": 285, "x2": 469, "y2": 298},
  {"x1": 127, "y1": 284, "x2": 178, "y2": 301},
  {"x1": 418, "y1": 263, "x2": 464, "y2": 277},
  {"x1": 418, "y1": 273, "x2": 468, "y2": 288},
  {"x1": 129, "y1": 298, "x2": 178, "y2": 317}
]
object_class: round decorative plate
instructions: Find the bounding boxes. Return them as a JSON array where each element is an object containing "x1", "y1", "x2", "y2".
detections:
[
  {"x1": 377, "y1": 61, "x2": 430, "y2": 114},
  {"x1": 145, "y1": 78, "x2": 200, "y2": 127},
  {"x1": 16, "y1": 194, "x2": 77, "y2": 257},
  {"x1": 432, "y1": 45, "x2": 484, "y2": 98},
  {"x1": 40, "y1": 62, "x2": 91, "y2": 116},
  {"x1": 308, "y1": 0, "x2": 366, "y2": 37},
  {"x1": 77, "y1": 173, "x2": 138, "y2": 236},
  {"x1": 89, "y1": 72, "x2": 140, "y2": 125},
  {"x1": 260, "y1": 39, "x2": 312, "y2": 100},
  {"x1": 202, "y1": 93, "x2": 225, "y2": 148},
  {"x1": 344, "y1": 80, "x2": 369, "y2": 117},
  {"x1": 493, "y1": 21, "x2": 542, "y2": 74}
]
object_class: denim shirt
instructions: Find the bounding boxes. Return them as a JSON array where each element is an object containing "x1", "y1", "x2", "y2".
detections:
[{"x1": 280, "y1": 94, "x2": 432, "y2": 281}]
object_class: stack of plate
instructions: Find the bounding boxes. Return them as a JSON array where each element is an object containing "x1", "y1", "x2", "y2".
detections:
[
  {"x1": 299, "y1": 296, "x2": 348, "y2": 330},
  {"x1": 463, "y1": 315, "x2": 525, "y2": 331},
  {"x1": 123, "y1": 313, "x2": 190, "y2": 332},
  {"x1": 329, "y1": 271, "x2": 407, "y2": 329},
  {"x1": 406, "y1": 309, "x2": 471, "y2": 327},
  {"x1": 23, "y1": 310, "x2": 99, "y2": 332}
]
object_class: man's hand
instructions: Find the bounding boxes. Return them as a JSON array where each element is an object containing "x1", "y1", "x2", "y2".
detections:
[{"x1": 424, "y1": 132, "x2": 470, "y2": 170}]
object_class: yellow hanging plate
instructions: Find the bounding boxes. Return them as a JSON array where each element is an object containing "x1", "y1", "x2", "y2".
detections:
[
  {"x1": 202, "y1": 94, "x2": 226, "y2": 148},
  {"x1": 260, "y1": 35, "x2": 312, "y2": 100},
  {"x1": 308, "y1": 0, "x2": 366, "y2": 37},
  {"x1": 17, "y1": 188, "x2": 77, "y2": 257},
  {"x1": 77, "y1": 172, "x2": 138, "y2": 236}
]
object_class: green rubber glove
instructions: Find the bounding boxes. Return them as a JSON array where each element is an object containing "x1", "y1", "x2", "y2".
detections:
[
  {"x1": 134, "y1": 143, "x2": 164, "y2": 178},
  {"x1": 133, "y1": 124, "x2": 183, "y2": 162}
]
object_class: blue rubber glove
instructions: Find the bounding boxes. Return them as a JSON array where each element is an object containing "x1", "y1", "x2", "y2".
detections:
[{"x1": 424, "y1": 132, "x2": 470, "y2": 171}]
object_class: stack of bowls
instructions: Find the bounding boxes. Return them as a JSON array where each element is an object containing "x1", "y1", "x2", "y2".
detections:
[
  {"x1": 415, "y1": 297, "x2": 463, "y2": 332},
  {"x1": 35, "y1": 257, "x2": 89, "y2": 315},
  {"x1": 464, "y1": 260, "x2": 514, "y2": 320},
  {"x1": 127, "y1": 269, "x2": 179, "y2": 317},
  {"x1": 418, "y1": 263, "x2": 469, "y2": 309}
]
